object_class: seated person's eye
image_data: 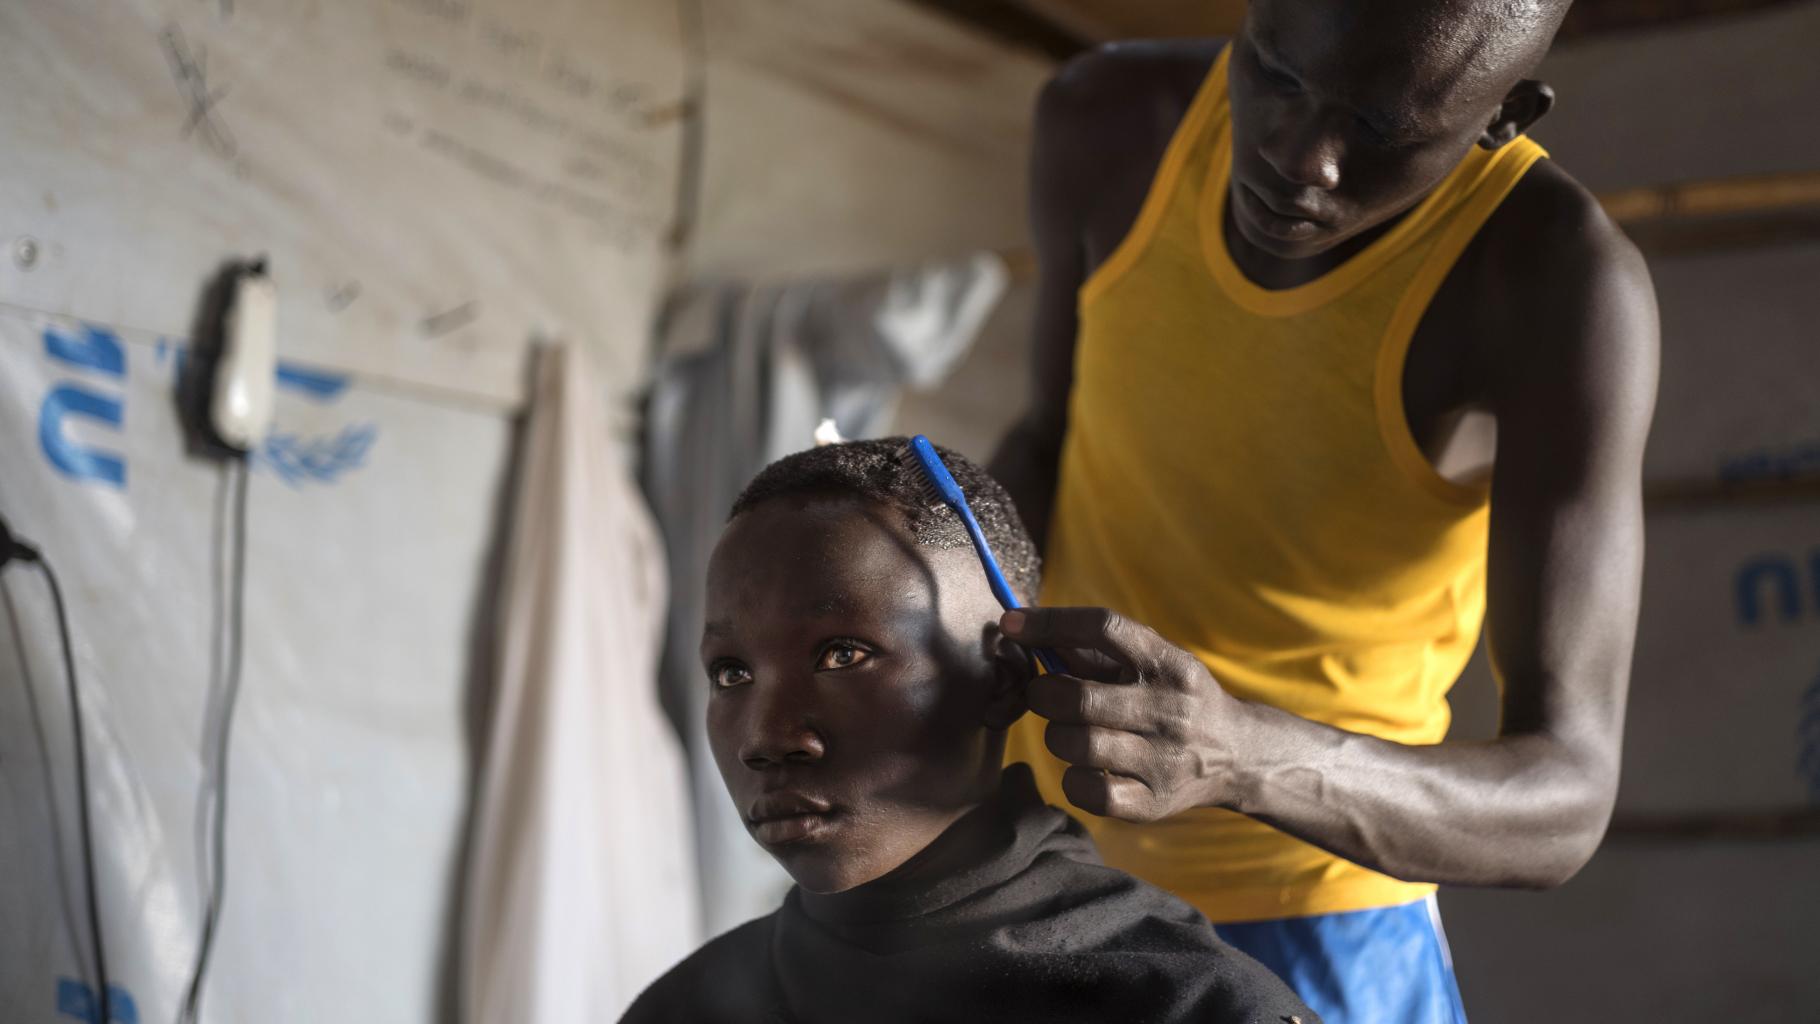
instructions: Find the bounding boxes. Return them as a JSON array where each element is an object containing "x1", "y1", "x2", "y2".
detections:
[
  {"x1": 709, "y1": 660, "x2": 753, "y2": 689},
  {"x1": 816, "y1": 640, "x2": 872, "y2": 672}
]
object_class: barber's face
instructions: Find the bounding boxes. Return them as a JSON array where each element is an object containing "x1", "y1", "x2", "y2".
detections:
[
  {"x1": 702, "y1": 497, "x2": 1026, "y2": 894},
  {"x1": 1225, "y1": 0, "x2": 1508, "y2": 259}
]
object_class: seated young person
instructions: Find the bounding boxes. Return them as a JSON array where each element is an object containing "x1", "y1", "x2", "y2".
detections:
[{"x1": 623, "y1": 439, "x2": 1317, "y2": 1024}]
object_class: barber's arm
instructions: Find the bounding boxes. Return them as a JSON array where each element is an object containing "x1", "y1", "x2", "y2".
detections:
[
  {"x1": 990, "y1": 63, "x2": 1099, "y2": 554},
  {"x1": 1006, "y1": 199, "x2": 1660, "y2": 890}
]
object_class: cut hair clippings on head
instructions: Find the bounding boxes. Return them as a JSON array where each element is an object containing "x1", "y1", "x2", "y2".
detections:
[{"x1": 900, "y1": 435, "x2": 1067, "y2": 676}]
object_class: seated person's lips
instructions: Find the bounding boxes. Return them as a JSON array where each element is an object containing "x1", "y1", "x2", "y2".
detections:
[
  {"x1": 750, "y1": 810, "x2": 840, "y2": 845},
  {"x1": 748, "y1": 791, "x2": 840, "y2": 844}
]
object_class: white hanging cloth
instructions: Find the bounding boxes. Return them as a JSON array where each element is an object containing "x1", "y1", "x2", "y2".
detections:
[{"x1": 461, "y1": 342, "x2": 699, "y2": 1023}]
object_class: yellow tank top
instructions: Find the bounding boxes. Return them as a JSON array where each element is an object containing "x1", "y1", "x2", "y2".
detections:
[{"x1": 1005, "y1": 46, "x2": 1547, "y2": 923}]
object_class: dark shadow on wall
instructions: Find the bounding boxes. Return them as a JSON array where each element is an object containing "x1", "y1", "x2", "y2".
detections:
[{"x1": 428, "y1": 373, "x2": 531, "y2": 1024}]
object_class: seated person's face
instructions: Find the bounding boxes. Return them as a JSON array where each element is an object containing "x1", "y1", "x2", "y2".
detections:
[{"x1": 701, "y1": 494, "x2": 1028, "y2": 894}]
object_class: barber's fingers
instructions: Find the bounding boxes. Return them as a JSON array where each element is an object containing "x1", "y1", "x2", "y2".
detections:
[
  {"x1": 1039, "y1": 646, "x2": 1122, "y2": 682},
  {"x1": 1002, "y1": 607, "x2": 1183, "y2": 679},
  {"x1": 1027, "y1": 674, "x2": 1150, "y2": 731},
  {"x1": 1059, "y1": 765, "x2": 1160, "y2": 822},
  {"x1": 1043, "y1": 721, "x2": 1151, "y2": 773}
]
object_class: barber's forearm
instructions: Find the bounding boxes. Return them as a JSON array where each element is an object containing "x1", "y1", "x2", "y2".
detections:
[{"x1": 1217, "y1": 700, "x2": 1615, "y2": 888}]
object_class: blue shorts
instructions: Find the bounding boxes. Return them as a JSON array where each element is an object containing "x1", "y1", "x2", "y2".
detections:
[{"x1": 1215, "y1": 896, "x2": 1467, "y2": 1024}]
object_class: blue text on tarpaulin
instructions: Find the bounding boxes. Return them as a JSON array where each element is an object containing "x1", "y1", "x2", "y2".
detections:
[
  {"x1": 1733, "y1": 549, "x2": 1820, "y2": 627},
  {"x1": 38, "y1": 320, "x2": 370, "y2": 490},
  {"x1": 39, "y1": 324, "x2": 128, "y2": 489}
]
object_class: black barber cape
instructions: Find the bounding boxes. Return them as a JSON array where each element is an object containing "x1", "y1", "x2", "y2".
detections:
[{"x1": 622, "y1": 764, "x2": 1317, "y2": 1024}]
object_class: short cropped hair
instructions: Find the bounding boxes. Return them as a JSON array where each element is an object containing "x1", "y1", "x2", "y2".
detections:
[{"x1": 730, "y1": 437, "x2": 1041, "y2": 601}]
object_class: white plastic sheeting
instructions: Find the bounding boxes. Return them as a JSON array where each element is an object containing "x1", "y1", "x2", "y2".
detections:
[
  {"x1": 0, "y1": 306, "x2": 514, "y2": 1022},
  {"x1": 686, "y1": 0, "x2": 1047, "y2": 281},
  {"x1": 0, "y1": 0, "x2": 684, "y2": 410},
  {"x1": 460, "y1": 343, "x2": 697, "y2": 1022},
  {"x1": 0, "y1": 0, "x2": 690, "y2": 1020}
]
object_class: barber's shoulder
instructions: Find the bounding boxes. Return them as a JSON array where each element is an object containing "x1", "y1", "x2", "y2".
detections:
[
  {"x1": 1479, "y1": 159, "x2": 1650, "y2": 307},
  {"x1": 1041, "y1": 39, "x2": 1220, "y2": 108},
  {"x1": 1032, "y1": 39, "x2": 1225, "y2": 228},
  {"x1": 1503, "y1": 160, "x2": 1633, "y2": 253},
  {"x1": 1037, "y1": 39, "x2": 1223, "y2": 143},
  {"x1": 1472, "y1": 159, "x2": 1658, "y2": 399}
]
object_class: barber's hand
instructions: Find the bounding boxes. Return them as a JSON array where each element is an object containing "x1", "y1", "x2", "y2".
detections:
[{"x1": 1001, "y1": 606, "x2": 1252, "y2": 823}]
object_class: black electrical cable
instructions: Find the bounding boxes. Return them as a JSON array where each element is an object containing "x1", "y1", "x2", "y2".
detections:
[
  {"x1": 43, "y1": 560, "x2": 114, "y2": 1024},
  {"x1": 0, "y1": 523, "x2": 113, "y2": 1024},
  {"x1": 179, "y1": 458, "x2": 249, "y2": 1024}
]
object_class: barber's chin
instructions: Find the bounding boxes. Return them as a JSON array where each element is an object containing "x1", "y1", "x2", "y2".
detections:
[
  {"x1": 1233, "y1": 207, "x2": 1333, "y2": 259},
  {"x1": 1231, "y1": 187, "x2": 1337, "y2": 259}
]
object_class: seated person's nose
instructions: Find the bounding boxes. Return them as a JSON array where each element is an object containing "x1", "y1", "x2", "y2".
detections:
[{"x1": 742, "y1": 730, "x2": 825, "y2": 769}]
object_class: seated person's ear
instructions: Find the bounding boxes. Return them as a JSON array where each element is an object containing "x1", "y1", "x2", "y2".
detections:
[{"x1": 983, "y1": 628, "x2": 1036, "y2": 729}]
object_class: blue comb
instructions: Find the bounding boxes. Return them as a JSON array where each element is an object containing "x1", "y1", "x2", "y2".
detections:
[{"x1": 900, "y1": 435, "x2": 1067, "y2": 676}]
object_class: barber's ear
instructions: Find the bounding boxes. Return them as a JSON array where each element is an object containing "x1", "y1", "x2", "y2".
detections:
[
  {"x1": 983, "y1": 628, "x2": 1035, "y2": 729},
  {"x1": 1480, "y1": 79, "x2": 1554, "y2": 149}
]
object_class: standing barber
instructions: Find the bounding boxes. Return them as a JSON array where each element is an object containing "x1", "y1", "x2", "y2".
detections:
[{"x1": 992, "y1": 1, "x2": 1658, "y2": 1020}]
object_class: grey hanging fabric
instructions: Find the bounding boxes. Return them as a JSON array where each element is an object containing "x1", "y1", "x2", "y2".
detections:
[{"x1": 642, "y1": 252, "x2": 1008, "y2": 938}]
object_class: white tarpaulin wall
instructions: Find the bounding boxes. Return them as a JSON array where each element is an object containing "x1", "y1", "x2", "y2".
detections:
[
  {"x1": 0, "y1": 307, "x2": 515, "y2": 1021},
  {"x1": 0, "y1": 0, "x2": 688, "y2": 1021},
  {"x1": 0, "y1": 0, "x2": 684, "y2": 409}
]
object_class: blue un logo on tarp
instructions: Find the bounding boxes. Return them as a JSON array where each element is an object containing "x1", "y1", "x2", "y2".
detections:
[
  {"x1": 38, "y1": 324, "x2": 127, "y2": 488},
  {"x1": 36, "y1": 321, "x2": 377, "y2": 490}
]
